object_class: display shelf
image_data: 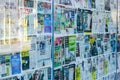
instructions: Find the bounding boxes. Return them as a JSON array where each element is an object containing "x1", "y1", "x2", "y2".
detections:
[
  {"x1": 0, "y1": 0, "x2": 118, "y2": 80},
  {"x1": 0, "y1": 65, "x2": 51, "y2": 80}
]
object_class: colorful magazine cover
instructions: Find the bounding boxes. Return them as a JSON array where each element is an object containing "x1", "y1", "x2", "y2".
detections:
[
  {"x1": 11, "y1": 53, "x2": 21, "y2": 75},
  {"x1": 54, "y1": 37, "x2": 64, "y2": 67},
  {"x1": 54, "y1": 7, "x2": 75, "y2": 34},
  {"x1": 75, "y1": 65, "x2": 81, "y2": 80},
  {"x1": 89, "y1": 35, "x2": 98, "y2": 57},
  {"x1": 5, "y1": 54, "x2": 11, "y2": 76},
  {"x1": 54, "y1": 7, "x2": 62, "y2": 34},
  {"x1": 44, "y1": 14, "x2": 51, "y2": 33},
  {"x1": 64, "y1": 9, "x2": 75, "y2": 34},
  {"x1": 37, "y1": 1, "x2": 51, "y2": 14},
  {"x1": 65, "y1": 36, "x2": 76, "y2": 64},
  {"x1": 21, "y1": 50, "x2": 30, "y2": 70}
]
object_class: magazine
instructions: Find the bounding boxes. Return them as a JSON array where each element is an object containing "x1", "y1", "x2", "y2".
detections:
[
  {"x1": 54, "y1": 68, "x2": 63, "y2": 80},
  {"x1": 11, "y1": 53, "x2": 21, "y2": 75},
  {"x1": 0, "y1": 55, "x2": 6, "y2": 77},
  {"x1": 21, "y1": 50, "x2": 30, "y2": 70},
  {"x1": 63, "y1": 64, "x2": 75, "y2": 80},
  {"x1": 24, "y1": 0, "x2": 34, "y2": 8},
  {"x1": 37, "y1": 35, "x2": 51, "y2": 67},
  {"x1": 104, "y1": 0, "x2": 111, "y2": 11},
  {"x1": 77, "y1": 9, "x2": 92, "y2": 33},
  {"x1": 54, "y1": 37, "x2": 64, "y2": 67},
  {"x1": 37, "y1": 1, "x2": 51, "y2": 14},
  {"x1": 65, "y1": 35, "x2": 76, "y2": 64}
]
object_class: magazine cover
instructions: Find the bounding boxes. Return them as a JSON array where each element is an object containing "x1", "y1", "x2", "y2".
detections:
[
  {"x1": 37, "y1": 35, "x2": 51, "y2": 67},
  {"x1": 110, "y1": 53, "x2": 116, "y2": 72},
  {"x1": 110, "y1": 34, "x2": 117, "y2": 53},
  {"x1": 83, "y1": 59, "x2": 92, "y2": 80},
  {"x1": 37, "y1": 13, "x2": 44, "y2": 33},
  {"x1": 97, "y1": 12, "x2": 105, "y2": 33},
  {"x1": 77, "y1": 9, "x2": 92, "y2": 34},
  {"x1": 88, "y1": 0, "x2": 92, "y2": 9},
  {"x1": 37, "y1": 1, "x2": 51, "y2": 14},
  {"x1": 103, "y1": 34, "x2": 111, "y2": 53},
  {"x1": 91, "y1": 0, "x2": 96, "y2": 8},
  {"x1": 105, "y1": 14, "x2": 109, "y2": 33},
  {"x1": 89, "y1": 35, "x2": 98, "y2": 57},
  {"x1": 75, "y1": 61, "x2": 84, "y2": 80},
  {"x1": 5, "y1": 54, "x2": 11, "y2": 76},
  {"x1": 28, "y1": 14, "x2": 36, "y2": 35},
  {"x1": 103, "y1": 55, "x2": 108, "y2": 75},
  {"x1": 63, "y1": 64, "x2": 75, "y2": 80},
  {"x1": 29, "y1": 36, "x2": 37, "y2": 69},
  {"x1": 21, "y1": 50, "x2": 30, "y2": 70},
  {"x1": 44, "y1": 14, "x2": 51, "y2": 33},
  {"x1": 75, "y1": 65, "x2": 81, "y2": 80},
  {"x1": 0, "y1": 55, "x2": 6, "y2": 77},
  {"x1": 96, "y1": 34, "x2": 104, "y2": 55},
  {"x1": 83, "y1": 35, "x2": 90, "y2": 58},
  {"x1": 54, "y1": 68, "x2": 63, "y2": 80},
  {"x1": 91, "y1": 58, "x2": 97, "y2": 80},
  {"x1": 64, "y1": 9, "x2": 75, "y2": 34},
  {"x1": 104, "y1": 0, "x2": 111, "y2": 11},
  {"x1": 11, "y1": 53, "x2": 21, "y2": 75},
  {"x1": 27, "y1": 68, "x2": 51, "y2": 80},
  {"x1": 24, "y1": 0, "x2": 34, "y2": 8},
  {"x1": 54, "y1": 7, "x2": 62, "y2": 34},
  {"x1": 65, "y1": 36, "x2": 76, "y2": 64},
  {"x1": 97, "y1": 55, "x2": 104, "y2": 78},
  {"x1": 54, "y1": 37, "x2": 64, "y2": 67},
  {"x1": 76, "y1": 34, "x2": 84, "y2": 59}
]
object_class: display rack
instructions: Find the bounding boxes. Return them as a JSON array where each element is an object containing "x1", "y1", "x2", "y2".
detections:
[{"x1": 0, "y1": 0, "x2": 119, "y2": 80}]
